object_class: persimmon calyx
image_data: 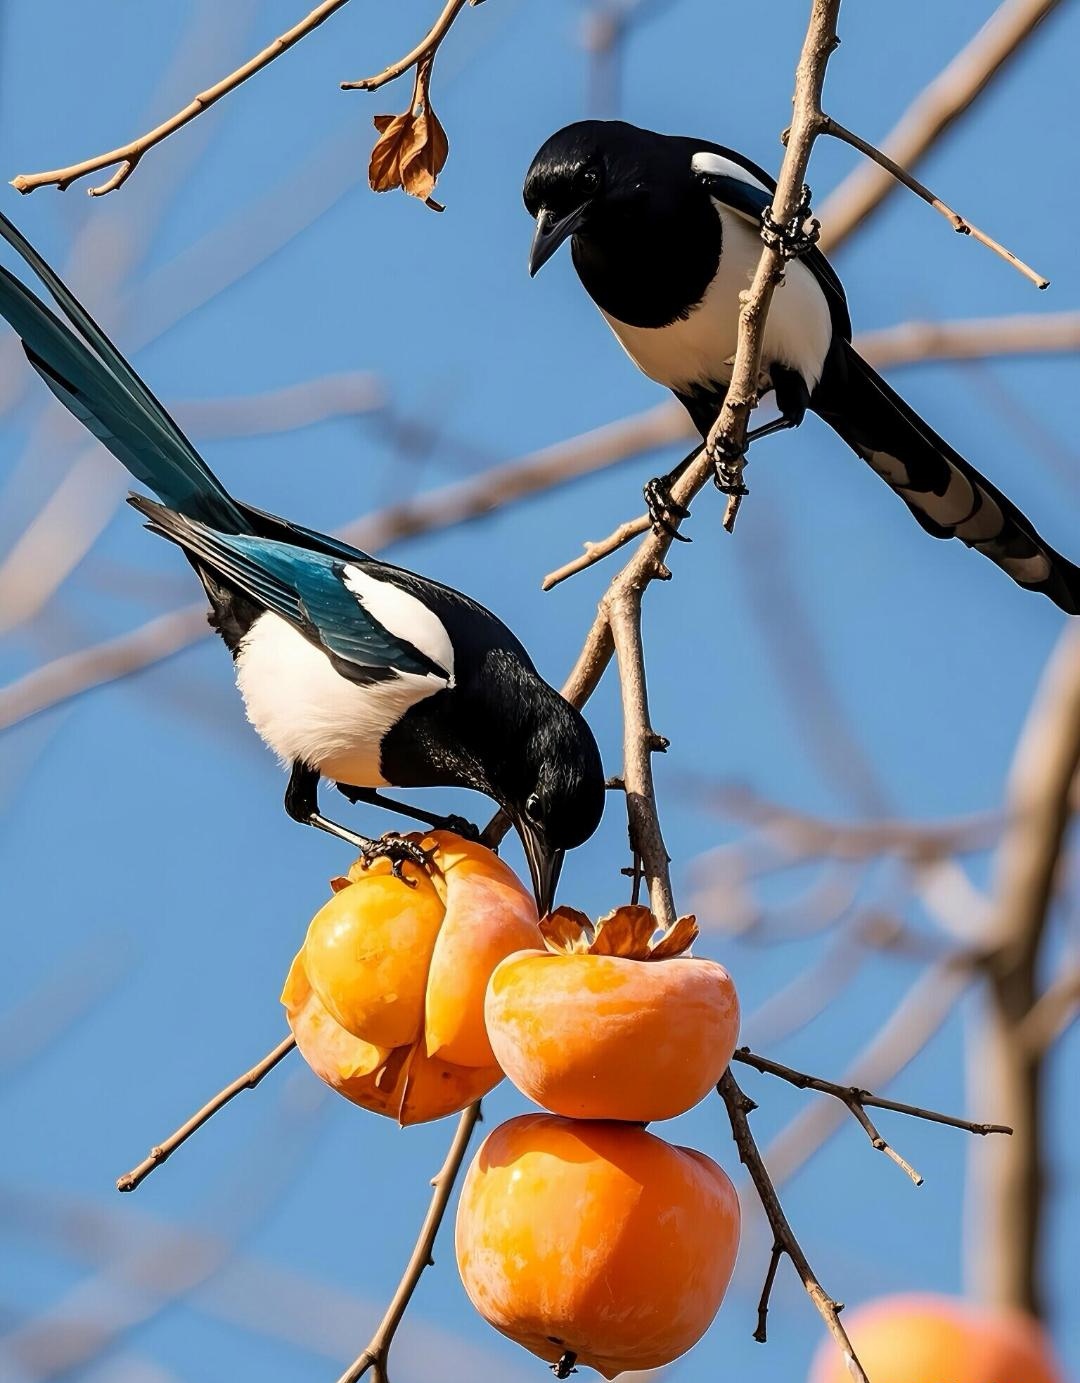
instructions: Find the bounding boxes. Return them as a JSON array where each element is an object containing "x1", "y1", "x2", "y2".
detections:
[{"x1": 539, "y1": 905, "x2": 698, "y2": 960}]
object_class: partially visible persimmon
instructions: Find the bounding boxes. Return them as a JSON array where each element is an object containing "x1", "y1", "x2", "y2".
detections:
[
  {"x1": 455, "y1": 1113, "x2": 740, "y2": 1378},
  {"x1": 809, "y1": 1293, "x2": 1064, "y2": 1383},
  {"x1": 484, "y1": 905, "x2": 740, "y2": 1121},
  {"x1": 282, "y1": 831, "x2": 542, "y2": 1124}
]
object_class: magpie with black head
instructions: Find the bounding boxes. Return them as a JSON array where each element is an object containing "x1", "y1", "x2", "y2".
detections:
[
  {"x1": 525, "y1": 119, "x2": 1080, "y2": 614},
  {"x1": 0, "y1": 213, "x2": 604, "y2": 914}
]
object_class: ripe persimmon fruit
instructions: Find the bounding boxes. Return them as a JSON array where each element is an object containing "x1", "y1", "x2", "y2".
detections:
[
  {"x1": 455, "y1": 1113, "x2": 740, "y2": 1378},
  {"x1": 282, "y1": 831, "x2": 542, "y2": 1124},
  {"x1": 485, "y1": 904, "x2": 740, "y2": 1121},
  {"x1": 809, "y1": 1293, "x2": 1064, "y2": 1383}
]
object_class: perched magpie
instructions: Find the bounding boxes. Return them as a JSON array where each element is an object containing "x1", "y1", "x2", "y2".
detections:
[
  {"x1": 525, "y1": 120, "x2": 1080, "y2": 613},
  {"x1": 0, "y1": 212, "x2": 604, "y2": 911}
]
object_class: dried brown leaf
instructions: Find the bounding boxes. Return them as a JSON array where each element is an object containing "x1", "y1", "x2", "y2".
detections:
[{"x1": 367, "y1": 57, "x2": 448, "y2": 209}]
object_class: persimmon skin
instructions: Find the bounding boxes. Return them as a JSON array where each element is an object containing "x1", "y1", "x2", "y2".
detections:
[
  {"x1": 809, "y1": 1293, "x2": 1064, "y2": 1383},
  {"x1": 303, "y1": 870, "x2": 445, "y2": 1049},
  {"x1": 455, "y1": 1114, "x2": 740, "y2": 1378},
  {"x1": 485, "y1": 950, "x2": 740, "y2": 1121},
  {"x1": 284, "y1": 832, "x2": 540, "y2": 1124},
  {"x1": 282, "y1": 954, "x2": 503, "y2": 1125}
]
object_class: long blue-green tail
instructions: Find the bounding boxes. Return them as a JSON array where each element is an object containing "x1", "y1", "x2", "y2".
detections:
[{"x1": 0, "y1": 211, "x2": 249, "y2": 533}]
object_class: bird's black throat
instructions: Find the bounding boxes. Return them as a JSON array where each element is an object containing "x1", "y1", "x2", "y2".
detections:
[{"x1": 569, "y1": 191, "x2": 721, "y2": 329}]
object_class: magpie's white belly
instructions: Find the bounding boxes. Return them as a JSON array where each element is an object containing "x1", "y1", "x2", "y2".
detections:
[
  {"x1": 235, "y1": 613, "x2": 449, "y2": 787},
  {"x1": 600, "y1": 205, "x2": 832, "y2": 396}
]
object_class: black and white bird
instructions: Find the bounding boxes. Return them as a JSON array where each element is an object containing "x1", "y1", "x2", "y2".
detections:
[
  {"x1": 0, "y1": 212, "x2": 604, "y2": 912},
  {"x1": 525, "y1": 119, "x2": 1080, "y2": 613}
]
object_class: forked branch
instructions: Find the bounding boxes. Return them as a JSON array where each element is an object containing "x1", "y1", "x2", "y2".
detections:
[
  {"x1": 733, "y1": 1046, "x2": 1012, "y2": 1187},
  {"x1": 11, "y1": 0, "x2": 355, "y2": 197},
  {"x1": 341, "y1": 0, "x2": 479, "y2": 91}
]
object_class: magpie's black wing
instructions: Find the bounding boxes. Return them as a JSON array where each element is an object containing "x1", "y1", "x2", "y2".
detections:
[
  {"x1": 129, "y1": 497, "x2": 452, "y2": 682},
  {"x1": 686, "y1": 139, "x2": 852, "y2": 341}
]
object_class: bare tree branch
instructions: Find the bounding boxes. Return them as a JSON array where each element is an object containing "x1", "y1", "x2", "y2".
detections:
[
  {"x1": 335, "y1": 1102, "x2": 482, "y2": 1383},
  {"x1": 11, "y1": 1, "x2": 355, "y2": 197},
  {"x1": 819, "y1": 116, "x2": 1048, "y2": 288},
  {"x1": 1018, "y1": 961, "x2": 1080, "y2": 1053},
  {"x1": 817, "y1": 0, "x2": 1065, "y2": 251},
  {"x1": 116, "y1": 1036, "x2": 297, "y2": 1193},
  {"x1": 733, "y1": 1045, "x2": 1010, "y2": 1187},
  {"x1": 857, "y1": 311, "x2": 1080, "y2": 369},
  {"x1": 968, "y1": 624, "x2": 1080, "y2": 1316},
  {"x1": 762, "y1": 959, "x2": 976, "y2": 1187},
  {"x1": 341, "y1": 0, "x2": 477, "y2": 91}
]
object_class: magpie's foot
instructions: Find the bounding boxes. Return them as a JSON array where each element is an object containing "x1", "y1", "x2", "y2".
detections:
[
  {"x1": 359, "y1": 834, "x2": 436, "y2": 886},
  {"x1": 706, "y1": 434, "x2": 749, "y2": 496},
  {"x1": 760, "y1": 183, "x2": 820, "y2": 260},
  {"x1": 432, "y1": 813, "x2": 482, "y2": 842},
  {"x1": 643, "y1": 476, "x2": 692, "y2": 541}
]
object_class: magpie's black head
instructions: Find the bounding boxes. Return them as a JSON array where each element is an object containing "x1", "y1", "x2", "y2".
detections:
[
  {"x1": 524, "y1": 120, "x2": 685, "y2": 276},
  {"x1": 500, "y1": 679, "x2": 605, "y2": 917},
  {"x1": 452, "y1": 653, "x2": 604, "y2": 916}
]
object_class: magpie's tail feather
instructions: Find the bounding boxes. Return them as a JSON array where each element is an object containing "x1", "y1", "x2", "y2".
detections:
[
  {"x1": 0, "y1": 212, "x2": 248, "y2": 534},
  {"x1": 812, "y1": 341, "x2": 1080, "y2": 614}
]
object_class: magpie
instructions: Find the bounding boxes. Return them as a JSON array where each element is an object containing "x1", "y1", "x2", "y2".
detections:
[
  {"x1": 0, "y1": 212, "x2": 604, "y2": 912},
  {"x1": 525, "y1": 120, "x2": 1080, "y2": 614}
]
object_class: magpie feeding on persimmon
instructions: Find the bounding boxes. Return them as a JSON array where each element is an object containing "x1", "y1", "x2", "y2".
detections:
[
  {"x1": 0, "y1": 211, "x2": 603, "y2": 914},
  {"x1": 525, "y1": 119, "x2": 1080, "y2": 613}
]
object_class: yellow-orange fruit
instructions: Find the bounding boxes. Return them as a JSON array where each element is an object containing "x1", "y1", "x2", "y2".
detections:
[
  {"x1": 809, "y1": 1293, "x2": 1064, "y2": 1383},
  {"x1": 485, "y1": 905, "x2": 739, "y2": 1121},
  {"x1": 455, "y1": 1114, "x2": 740, "y2": 1378},
  {"x1": 283, "y1": 832, "x2": 542, "y2": 1124}
]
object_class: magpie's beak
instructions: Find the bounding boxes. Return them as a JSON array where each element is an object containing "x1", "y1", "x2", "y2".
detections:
[
  {"x1": 529, "y1": 203, "x2": 590, "y2": 277},
  {"x1": 519, "y1": 822, "x2": 564, "y2": 918}
]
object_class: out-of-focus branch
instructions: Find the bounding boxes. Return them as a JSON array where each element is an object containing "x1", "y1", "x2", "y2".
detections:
[
  {"x1": 173, "y1": 372, "x2": 385, "y2": 438},
  {"x1": 11, "y1": 0, "x2": 355, "y2": 197},
  {"x1": 818, "y1": 0, "x2": 1065, "y2": 251},
  {"x1": 857, "y1": 311, "x2": 1080, "y2": 370},
  {"x1": 335, "y1": 1102, "x2": 482, "y2": 1383},
  {"x1": 116, "y1": 1036, "x2": 297, "y2": 1192},
  {"x1": 340, "y1": 0, "x2": 477, "y2": 90},
  {"x1": 1018, "y1": 961, "x2": 1080, "y2": 1053},
  {"x1": 968, "y1": 624, "x2": 1080, "y2": 1318},
  {"x1": 819, "y1": 116, "x2": 1048, "y2": 288},
  {"x1": 689, "y1": 780, "x2": 1000, "y2": 863}
]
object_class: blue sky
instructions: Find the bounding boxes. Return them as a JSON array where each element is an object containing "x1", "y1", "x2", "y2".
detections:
[{"x1": 0, "y1": 1, "x2": 1077, "y2": 1380}]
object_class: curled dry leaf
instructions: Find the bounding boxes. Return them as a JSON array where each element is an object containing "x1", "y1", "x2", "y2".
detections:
[
  {"x1": 368, "y1": 56, "x2": 448, "y2": 210},
  {"x1": 539, "y1": 904, "x2": 699, "y2": 960}
]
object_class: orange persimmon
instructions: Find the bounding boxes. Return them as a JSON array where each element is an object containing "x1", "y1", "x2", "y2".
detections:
[
  {"x1": 484, "y1": 904, "x2": 740, "y2": 1121},
  {"x1": 282, "y1": 831, "x2": 542, "y2": 1125},
  {"x1": 455, "y1": 1114, "x2": 740, "y2": 1378},
  {"x1": 809, "y1": 1294, "x2": 1064, "y2": 1383}
]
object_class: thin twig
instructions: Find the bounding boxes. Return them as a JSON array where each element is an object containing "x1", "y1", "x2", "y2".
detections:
[
  {"x1": 543, "y1": 513, "x2": 653, "y2": 591},
  {"x1": 820, "y1": 115, "x2": 1049, "y2": 289},
  {"x1": 340, "y1": 0, "x2": 474, "y2": 91},
  {"x1": 733, "y1": 1045, "x2": 1011, "y2": 1187},
  {"x1": 11, "y1": 1, "x2": 355, "y2": 197},
  {"x1": 116, "y1": 1036, "x2": 297, "y2": 1192},
  {"x1": 335, "y1": 1102, "x2": 481, "y2": 1383},
  {"x1": 718, "y1": 1069, "x2": 867, "y2": 1377},
  {"x1": 818, "y1": 0, "x2": 1065, "y2": 251},
  {"x1": 754, "y1": 1240, "x2": 784, "y2": 1343}
]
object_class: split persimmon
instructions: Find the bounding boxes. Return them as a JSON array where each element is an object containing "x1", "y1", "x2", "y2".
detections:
[
  {"x1": 455, "y1": 1113, "x2": 740, "y2": 1378},
  {"x1": 282, "y1": 831, "x2": 543, "y2": 1125},
  {"x1": 809, "y1": 1293, "x2": 1064, "y2": 1383},
  {"x1": 484, "y1": 904, "x2": 740, "y2": 1121}
]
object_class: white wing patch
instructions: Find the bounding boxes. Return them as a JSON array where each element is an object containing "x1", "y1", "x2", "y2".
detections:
[
  {"x1": 690, "y1": 151, "x2": 771, "y2": 195},
  {"x1": 342, "y1": 565, "x2": 455, "y2": 685}
]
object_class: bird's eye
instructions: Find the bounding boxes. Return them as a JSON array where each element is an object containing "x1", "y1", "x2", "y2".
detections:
[
  {"x1": 524, "y1": 793, "x2": 542, "y2": 822},
  {"x1": 581, "y1": 166, "x2": 600, "y2": 190}
]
